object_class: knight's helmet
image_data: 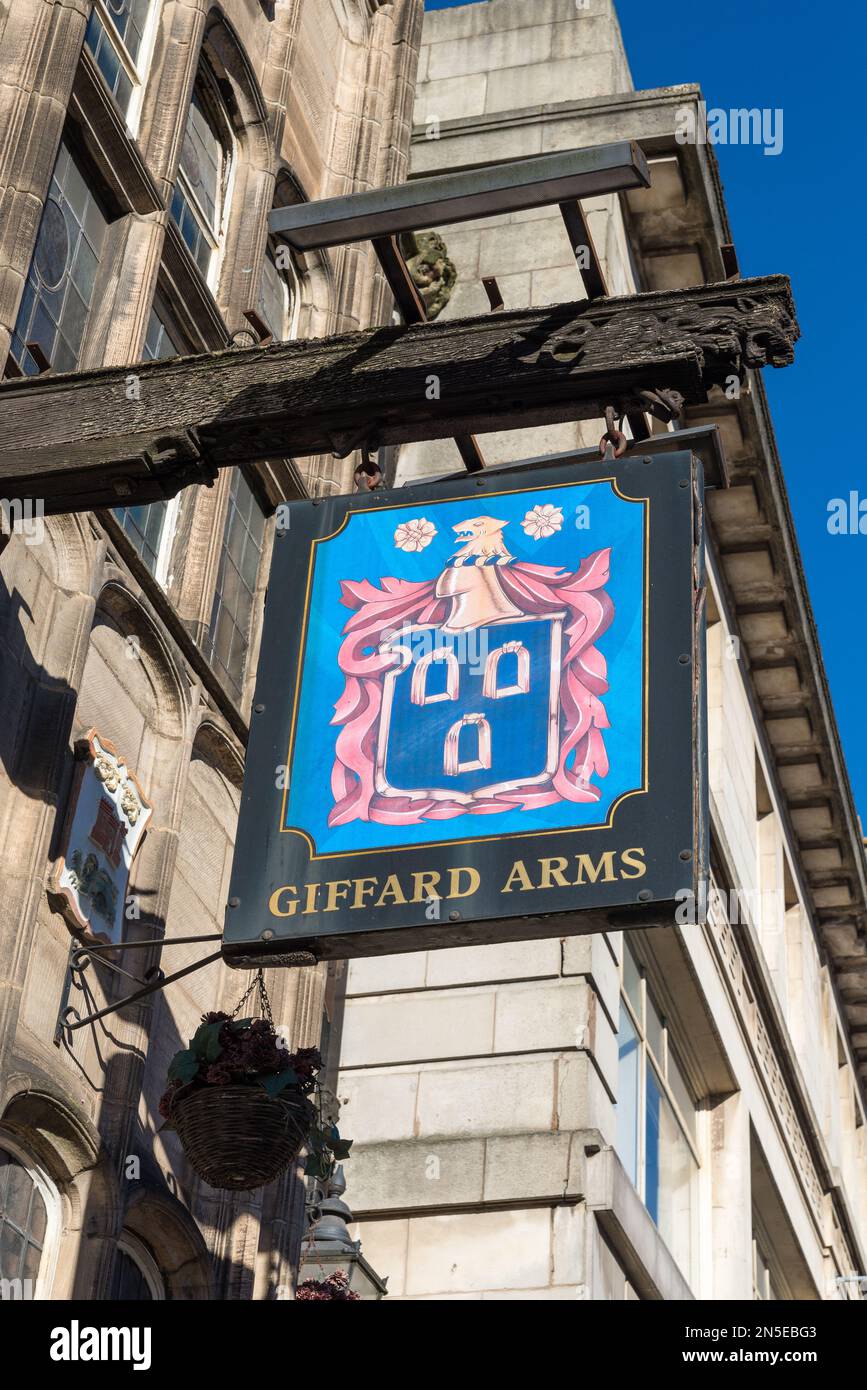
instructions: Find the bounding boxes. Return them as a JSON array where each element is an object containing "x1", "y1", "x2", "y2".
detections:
[{"x1": 436, "y1": 517, "x2": 522, "y2": 633}]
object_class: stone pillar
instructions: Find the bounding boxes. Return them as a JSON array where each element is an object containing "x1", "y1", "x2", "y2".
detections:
[{"x1": 710, "y1": 1089, "x2": 753, "y2": 1298}]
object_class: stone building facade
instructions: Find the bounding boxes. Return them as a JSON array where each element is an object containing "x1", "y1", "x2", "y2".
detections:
[
  {"x1": 0, "y1": 0, "x2": 422, "y2": 1299},
  {"x1": 1, "y1": 0, "x2": 865, "y2": 1306},
  {"x1": 335, "y1": 0, "x2": 867, "y2": 1300}
]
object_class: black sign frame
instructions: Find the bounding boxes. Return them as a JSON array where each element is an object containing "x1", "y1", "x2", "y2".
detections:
[{"x1": 223, "y1": 451, "x2": 707, "y2": 966}]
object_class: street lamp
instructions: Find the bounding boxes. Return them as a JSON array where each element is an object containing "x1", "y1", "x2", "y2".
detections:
[{"x1": 298, "y1": 1166, "x2": 388, "y2": 1300}]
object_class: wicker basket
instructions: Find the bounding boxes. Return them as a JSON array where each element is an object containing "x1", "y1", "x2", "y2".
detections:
[{"x1": 171, "y1": 1084, "x2": 312, "y2": 1191}]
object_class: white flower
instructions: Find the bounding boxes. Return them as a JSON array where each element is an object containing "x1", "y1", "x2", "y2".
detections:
[
  {"x1": 521, "y1": 503, "x2": 564, "y2": 540},
  {"x1": 394, "y1": 517, "x2": 437, "y2": 552}
]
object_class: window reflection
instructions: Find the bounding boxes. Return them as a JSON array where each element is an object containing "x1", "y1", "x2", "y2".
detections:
[
  {"x1": 85, "y1": 0, "x2": 152, "y2": 115},
  {"x1": 170, "y1": 74, "x2": 231, "y2": 279},
  {"x1": 0, "y1": 1150, "x2": 47, "y2": 1289},
  {"x1": 206, "y1": 471, "x2": 266, "y2": 702},
  {"x1": 615, "y1": 942, "x2": 699, "y2": 1288},
  {"x1": 616, "y1": 1002, "x2": 639, "y2": 1188}
]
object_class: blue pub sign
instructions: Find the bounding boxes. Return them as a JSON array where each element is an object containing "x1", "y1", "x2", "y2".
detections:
[{"x1": 223, "y1": 452, "x2": 707, "y2": 965}]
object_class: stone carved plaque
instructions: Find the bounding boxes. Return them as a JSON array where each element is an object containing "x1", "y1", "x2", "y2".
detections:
[{"x1": 49, "y1": 730, "x2": 152, "y2": 943}]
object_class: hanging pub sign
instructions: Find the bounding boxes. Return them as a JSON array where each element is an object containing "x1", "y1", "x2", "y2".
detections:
[{"x1": 223, "y1": 451, "x2": 707, "y2": 966}]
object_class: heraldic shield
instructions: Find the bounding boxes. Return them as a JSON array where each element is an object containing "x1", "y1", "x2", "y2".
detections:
[
  {"x1": 376, "y1": 612, "x2": 564, "y2": 806},
  {"x1": 324, "y1": 511, "x2": 620, "y2": 832}
]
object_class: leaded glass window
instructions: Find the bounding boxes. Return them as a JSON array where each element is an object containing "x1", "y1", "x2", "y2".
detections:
[
  {"x1": 115, "y1": 305, "x2": 182, "y2": 574},
  {"x1": 9, "y1": 140, "x2": 108, "y2": 376},
  {"x1": 0, "y1": 1151, "x2": 47, "y2": 1292},
  {"x1": 85, "y1": 0, "x2": 152, "y2": 117},
  {"x1": 170, "y1": 74, "x2": 230, "y2": 279},
  {"x1": 206, "y1": 471, "x2": 266, "y2": 702}
]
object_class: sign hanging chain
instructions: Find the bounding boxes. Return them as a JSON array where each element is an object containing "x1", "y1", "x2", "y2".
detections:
[
  {"x1": 230, "y1": 967, "x2": 273, "y2": 1023},
  {"x1": 599, "y1": 404, "x2": 628, "y2": 459}
]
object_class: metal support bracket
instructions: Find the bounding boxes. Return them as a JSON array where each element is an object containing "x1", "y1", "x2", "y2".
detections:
[
  {"x1": 55, "y1": 933, "x2": 222, "y2": 1038},
  {"x1": 372, "y1": 233, "x2": 487, "y2": 474}
]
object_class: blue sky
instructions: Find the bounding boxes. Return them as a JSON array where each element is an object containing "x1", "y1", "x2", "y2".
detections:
[{"x1": 424, "y1": 0, "x2": 866, "y2": 823}]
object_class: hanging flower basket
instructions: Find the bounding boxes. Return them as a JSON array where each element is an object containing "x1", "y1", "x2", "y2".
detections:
[
  {"x1": 170, "y1": 1083, "x2": 312, "y2": 1191},
  {"x1": 296, "y1": 1271, "x2": 360, "y2": 1301},
  {"x1": 159, "y1": 971, "x2": 352, "y2": 1193}
]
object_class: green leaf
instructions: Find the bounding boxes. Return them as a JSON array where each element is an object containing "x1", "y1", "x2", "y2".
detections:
[
  {"x1": 167, "y1": 1049, "x2": 199, "y2": 1084},
  {"x1": 190, "y1": 1021, "x2": 224, "y2": 1063},
  {"x1": 304, "y1": 1152, "x2": 333, "y2": 1180},
  {"x1": 260, "y1": 1068, "x2": 300, "y2": 1098},
  {"x1": 228, "y1": 1017, "x2": 254, "y2": 1032}
]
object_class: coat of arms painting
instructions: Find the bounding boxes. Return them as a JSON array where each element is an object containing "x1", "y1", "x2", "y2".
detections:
[{"x1": 282, "y1": 477, "x2": 646, "y2": 855}]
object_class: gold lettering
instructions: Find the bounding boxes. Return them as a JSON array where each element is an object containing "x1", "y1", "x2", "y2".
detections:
[
  {"x1": 619, "y1": 847, "x2": 647, "y2": 879},
  {"x1": 324, "y1": 879, "x2": 353, "y2": 912},
  {"x1": 268, "y1": 885, "x2": 298, "y2": 917},
  {"x1": 573, "y1": 852, "x2": 617, "y2": 885},
  {"x1": 302, "y1": 882, "x2": 321, "y2": 914},
  {"x1": 447, "y1": 866, "x2": 480, "y2": 899},
  {"x1": 411, "y1": 870, "x2": 442, "y2": 903},
  {"x1": 501, "y1": 860, "x2": 534, "y2": 892},
  {"x1": 539, "y1": 856, "x2": 570, "y2": 889},
  {"x1": 375, "y1": 874, "x2": 407, "y2": 907},
  {"x1": 351, "y1": 877, "x2": 379, "y2": 910}
]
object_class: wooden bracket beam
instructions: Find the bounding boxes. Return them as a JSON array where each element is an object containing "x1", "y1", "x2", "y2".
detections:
[{"x1": 0, "y1": 275, "x2": 798, "y2": 515}]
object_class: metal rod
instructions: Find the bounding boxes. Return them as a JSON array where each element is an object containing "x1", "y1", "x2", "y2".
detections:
[
  {"x1": 372, "y1": 233, "x2": 488, "y2": 476},
  {"x1": 71, "y1": 950, "x2": 156, "y2": 988},
  {"x1": 558, "y1": 199, "x2": 608, "y2": 300},
  {"x1": 70, "y1": 932, "x2": 221, "y2": 956},
  {"x1": 558, "y1": 201, "x2": 650, "y2": 441},
  {"x1": 482, "y1": 277, "x2": 504, "y2": 312},
  {"x1": 454, "y1": 435, "x2": 486, "y2": 475},
  {"x1": 271, "y1": 142, "x2": 650, "y2": 250},
  {"x1": 372, "y1": 234, "x2": 427, "y2": 321},
  {"x1": 63, "y1": 950, "x2": 224, "y2": 1031}
]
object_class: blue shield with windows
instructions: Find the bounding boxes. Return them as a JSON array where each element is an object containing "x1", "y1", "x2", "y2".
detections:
[{"x1": 376, "y1": 614, "x2": 564, "y2": 803}]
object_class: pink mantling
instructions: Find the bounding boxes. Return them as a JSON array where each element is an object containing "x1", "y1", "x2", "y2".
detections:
[{"x1": 328, "y1": 549, "x2": 614, "y2": 827}]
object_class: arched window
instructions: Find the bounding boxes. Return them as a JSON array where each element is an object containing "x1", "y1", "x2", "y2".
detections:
[
  {"x1": 0, "y1": 1140, "x2": 60, "y2": 1299},
  {"x1": 258, "y1": 242, "x2": 300, "y2": 343},
  {"x1": 7, "y1": 139, "x2": 109, "y2": 377},
  {"x1": 84, "y1": 0, "x2": 157, "y2": 125},
  {"x1": 205, "y1": 470, "x2": 267, "y2": 703},
  {"x1": 110, "y1": 1232, "x2": 164, "y2": 1300},
  {"x1": 170, "y1": 62, "x2": 234, "y2": 283}
]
